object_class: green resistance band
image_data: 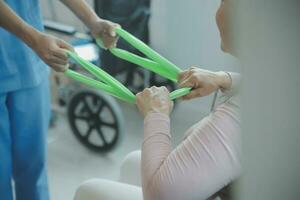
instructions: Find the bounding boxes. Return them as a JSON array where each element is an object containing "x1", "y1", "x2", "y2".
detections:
[{"x1": 64, "y1": 27, "x2": 191, "y2": 103}]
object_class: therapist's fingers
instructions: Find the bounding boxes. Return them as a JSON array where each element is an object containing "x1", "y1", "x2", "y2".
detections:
[
  {"x1": 57, "y1": 39, "x2": 75, "y2": 52},
  {"x1": 49, "y1": 56, "x2": 68, "y2": 66},
  {"x1": 51, "y1": 63, "x2": 69, "y2": 72},
  {"x1": 107, "y1": 22, "x2": 119, "y2": 37},
  {"x1": 90, "y1": 19, "x2": 120, "y2": 49},
  {"x1": 101, "y1": 23, "x2": 119, "y2": 49},
  {"x1": 52, "y1": 48, "x2": 68, "y2": 60},
  {"x1": 30, "y1": 33, "x2": 73, "y2": 72},
  {"x1": 48, "y1": 46, "x2": 70, "y2": 71}
]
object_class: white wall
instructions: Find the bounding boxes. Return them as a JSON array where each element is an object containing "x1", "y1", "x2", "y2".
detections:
[{"x1": 150, "y1": 0, "x2": 239, "y2": 72}]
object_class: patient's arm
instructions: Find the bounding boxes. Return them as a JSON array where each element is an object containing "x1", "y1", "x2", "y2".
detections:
[{"x1": 141, "y1": 73, "x2": 241, "y2": 200}]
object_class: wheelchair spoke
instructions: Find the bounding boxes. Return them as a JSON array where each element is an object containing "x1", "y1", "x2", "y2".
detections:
[
  {"x1": 96, "y1": 100, "x2": 105, "y2": 114},
  {"x1": 101, "y1": 121, "x2": 116, "y2": 128},
  {"x1": 75, "y1": 115, "x2": 89, "y2": 121},
  {"x1": 82, "y1": 97, "x2": 93, "y2": 114},
  {"x1": 96, "y1": 126, "x2": 107, "y2": 145},
  {"x1": 85, "y1": 126, "x2": 93, "y2": 139}
]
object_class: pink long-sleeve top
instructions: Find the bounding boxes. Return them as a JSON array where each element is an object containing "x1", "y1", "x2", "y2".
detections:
[{"x1": 141, "y1": 73, "x2": 241, "y2": 200}]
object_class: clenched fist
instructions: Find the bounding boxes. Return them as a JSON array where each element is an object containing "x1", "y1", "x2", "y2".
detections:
[{"x1": 136, "y1": 86, "x2": 174, "y2": 117}]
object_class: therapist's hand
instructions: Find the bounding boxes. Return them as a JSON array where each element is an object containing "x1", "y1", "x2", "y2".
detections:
[
  {"x1": 136, "y1": 86, "x2": 174, "y2": 117},
  {"x1": 89, "y1": 19, "x2": 120, "y2": 49},
  {"x1": 31, "y1": 32, "x2": 74, "y2": 72},
  {"x1": 178, "y1": 67, "x2": 232, "y2": 100}
]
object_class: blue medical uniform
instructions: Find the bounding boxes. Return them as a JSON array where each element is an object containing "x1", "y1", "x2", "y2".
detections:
[{"x1": 0, "y1": 1, "x2": 50, "y2": 200}]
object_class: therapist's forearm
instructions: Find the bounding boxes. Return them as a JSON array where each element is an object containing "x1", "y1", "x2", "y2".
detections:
[
  {"x1": 0, "y1": 1, "x2": 40, "y2": 48},
  {"x1": 60, "y1": 0, "x2": 119, "y2": 48},
  {"x1": 60, "y1": 0, "x2": 100, "y2": 29}
]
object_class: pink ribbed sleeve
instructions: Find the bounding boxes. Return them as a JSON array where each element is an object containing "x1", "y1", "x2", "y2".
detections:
[{"x1": 141, "y1": 73, "x2": 241, "y2": 200}]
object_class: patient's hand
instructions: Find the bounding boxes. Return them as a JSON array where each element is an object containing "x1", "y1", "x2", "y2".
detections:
[
  {"x1": 136, "y1": 86, "x2": 174, "y2": 117},
  {"x1": 178, "y1": 67, "x2": 231, "y2": 100}
]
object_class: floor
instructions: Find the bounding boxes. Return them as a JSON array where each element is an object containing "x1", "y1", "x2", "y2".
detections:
[{"x1": 48, "y1": 96, "x2": 213, "y2": 200}]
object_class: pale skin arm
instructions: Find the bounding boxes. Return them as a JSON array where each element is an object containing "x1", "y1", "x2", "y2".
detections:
[
  {"x1": 0, "y1": 0, "x2": 118, "y2": 72},
  {"x1": 136, "y1": 68, "x2": 236, "y2": 200}
]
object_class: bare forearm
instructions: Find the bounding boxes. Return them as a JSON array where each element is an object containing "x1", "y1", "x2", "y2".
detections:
[
  {"x1": 60, "y1": 0, "x2": 100, "y2": 29},
  {"x1": 0, "y1": 1, "x2": 40, "y2": 47},
  {"x1": 60, "y1": 0, "x2": 119, "y2": 48}
]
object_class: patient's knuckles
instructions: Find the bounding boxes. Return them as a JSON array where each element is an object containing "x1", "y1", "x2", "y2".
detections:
[
  {"x1": 143, "y1": 88, "x2": 152, "y2": 97},
  {"x1": 136, "y1": 92, "x2": 143, "y2": 101},
  {"x1": 144, "y1": 88, "x2": 151, "y2": 93},
  {"x1": 155, "y1": 86, "x2": 163, "y2": 91},
  {"x1": 150, "y1": 86, "x2": 158, "y2": 91},
  {"x1": 162, "y1": 86, "x2": 169, "y2": 93}
]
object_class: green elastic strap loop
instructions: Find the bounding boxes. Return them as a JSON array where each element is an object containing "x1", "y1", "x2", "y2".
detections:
[
  {"x1": 65, "y1": 65, "x2": 191, "y2": 102},
  {"x1": 65, "y1": 51, "x2": 192, "y2": 103},
  {"x1": 65, "y1": 27, "x2": 193, "y2": 103},
  {"x1": 114, "y1": 28, "x2": 181, "y2": 80},
  {"x1": 110, "y1": 28, "x2": 192, "y2": 100},
  {"x1": 109, "y1": 48, "x2": 177, "y2": 82},
  {"x1": 169, "y1": 87, "x2": 191, "y2": 100},
  {"x1": 65, "y1": 51, "x2": 136, "y2": 103},
  {"x1": 64, "y1": 70, "x2": 134, "y2": 103}
]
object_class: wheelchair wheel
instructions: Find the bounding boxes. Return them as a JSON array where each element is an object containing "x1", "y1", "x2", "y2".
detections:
[{"x1": 67, "y1": 89, "x2": 124, "y2": 152}]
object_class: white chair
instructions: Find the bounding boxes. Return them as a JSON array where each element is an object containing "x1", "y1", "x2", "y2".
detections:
[
  {"x1": 74, "y1": 150, "x2": 222, "y2": 200},
  {"x1": 74, "y1": 151, "x2": 143, "y2": 200}
]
